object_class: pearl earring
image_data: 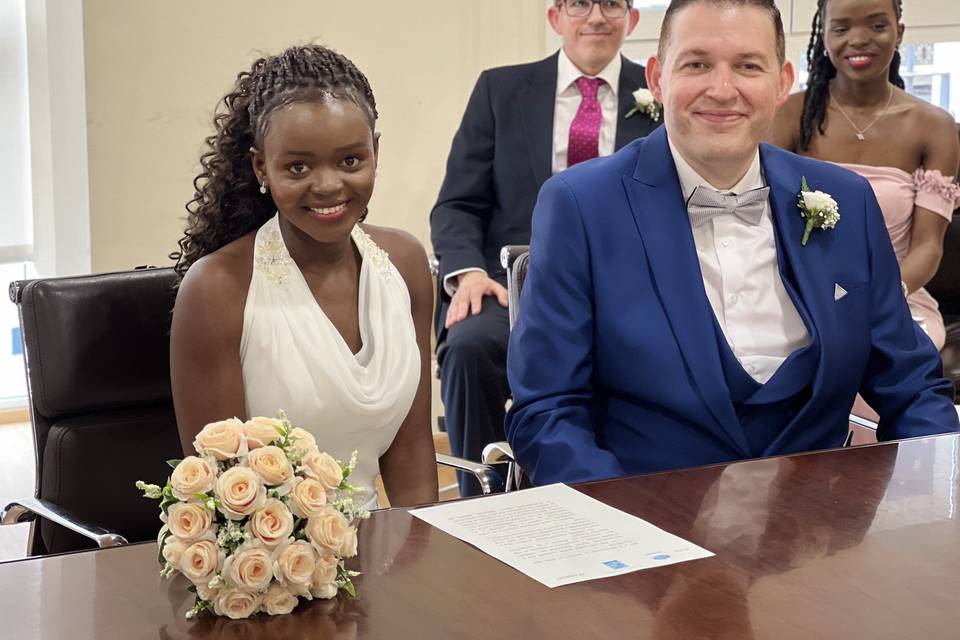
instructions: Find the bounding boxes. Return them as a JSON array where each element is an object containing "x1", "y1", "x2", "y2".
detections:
[{"x1": 259, "y1": 183, "x2": 268, "y2": 194}]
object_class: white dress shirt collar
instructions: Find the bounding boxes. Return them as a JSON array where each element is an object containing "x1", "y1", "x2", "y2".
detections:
[
  {"x1": 668, "y1": 139, "x2": 764, "y2": 200},
  {"x1": 556, "y1": 48, "x2": 622, "y2": 98}
]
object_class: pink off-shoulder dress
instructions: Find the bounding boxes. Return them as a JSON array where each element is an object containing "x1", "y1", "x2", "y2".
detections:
[{"x1": 835, "y1": 163, "x2": 960, "y2": 349}]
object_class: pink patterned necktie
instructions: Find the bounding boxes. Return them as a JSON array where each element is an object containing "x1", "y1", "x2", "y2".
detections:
[{"x1": 567, "y1": 76, "x2": 605, "y2": 167}]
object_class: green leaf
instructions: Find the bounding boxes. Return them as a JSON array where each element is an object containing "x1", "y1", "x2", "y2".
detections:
[
  {"x1": 343, "y1": 579, "x2": 357, "y2": 599},
  {"x1": 157, "y1": 529, "x2": 172, "y2": 567},
  {"x1": 166, "y1": 459, "x2": 182, "y2": 469},
  {"x1": 187, "y1": 584, "x2": 197, "y2": 594},
  {"x1": 801, "y1": 175, "x2": 810, "y2": 192},
  {"x1": 159, "y1": 497, "x2": 178, "y2": 516}
]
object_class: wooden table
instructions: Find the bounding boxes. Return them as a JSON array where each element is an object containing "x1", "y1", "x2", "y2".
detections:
[{"x1": 2, "y1": 435, "x2": 959, "y2": 639}]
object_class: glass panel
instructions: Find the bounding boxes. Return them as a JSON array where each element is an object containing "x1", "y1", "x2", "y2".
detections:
[
  {"x1": 0, "y1": 261, "x2": 32, "y2": 408},
  {"x1": 795, "y1": 42, "x2": 960, "y2": 120},
  {"x1": 0, "y1": 0, "x2": 32, "y2": 259},
  {"x1": 902, "y1": 42, "x2": 960, "y2": 120}
]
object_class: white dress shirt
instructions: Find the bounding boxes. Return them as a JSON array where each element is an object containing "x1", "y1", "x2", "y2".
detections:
[
  {"x1": 668, "y1": 141, "x2": 810, "y2": 384},
  {"x1": 444, "y1": 49, "x2": 623, "y2": 296}
]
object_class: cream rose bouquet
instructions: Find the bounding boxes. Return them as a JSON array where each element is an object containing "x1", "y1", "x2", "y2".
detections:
[{"x1": 136, "y1": 412, "x2": 369, "y2": 620}]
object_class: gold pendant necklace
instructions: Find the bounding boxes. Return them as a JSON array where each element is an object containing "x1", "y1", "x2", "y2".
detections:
[{"x1": 830, "y1": 87, "x2": 894, "y2": 141}]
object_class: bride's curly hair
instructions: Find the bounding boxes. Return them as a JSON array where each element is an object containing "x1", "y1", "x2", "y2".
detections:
[{"x1": 171, "y1": 45, "x2": 378, "y2": 280}]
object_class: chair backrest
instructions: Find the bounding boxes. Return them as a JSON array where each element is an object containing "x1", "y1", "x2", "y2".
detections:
[
  {"x1": 500, "y1": 245, "x2": 531, "y2": 328},
  {"x1": 925, "y1": 211, "x2": 960, "y2": 323},
  {"x1": 10, "y1": 267, "x2": 182, "y2": 554}
]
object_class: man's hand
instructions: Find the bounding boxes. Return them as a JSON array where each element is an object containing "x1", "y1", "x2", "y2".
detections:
[{"x1": 445, "y1": 271, "x2": 508, "y2": 328}]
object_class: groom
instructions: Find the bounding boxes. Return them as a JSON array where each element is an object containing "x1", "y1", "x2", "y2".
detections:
[{"x1": 505, "y1": 0, "x2": 960, "y2": 485}]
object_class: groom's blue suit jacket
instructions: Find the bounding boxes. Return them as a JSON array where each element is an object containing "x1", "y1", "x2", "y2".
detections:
[{"x1": 505, "y1": 126, "x2": 959, "y2": 485}]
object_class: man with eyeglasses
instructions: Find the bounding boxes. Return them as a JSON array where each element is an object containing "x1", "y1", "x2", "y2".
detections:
[{"x1": 430, "y1": 0, "x2": 659, "y2": 496}]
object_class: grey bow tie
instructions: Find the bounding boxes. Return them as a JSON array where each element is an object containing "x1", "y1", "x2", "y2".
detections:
[{"x1": 687, "y1": 185, "x2": 770, "y2": 228}]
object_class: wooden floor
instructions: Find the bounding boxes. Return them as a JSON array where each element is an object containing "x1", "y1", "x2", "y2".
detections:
[{"x1": 0, "y1": 421, "x2": 33, "y2": 561}]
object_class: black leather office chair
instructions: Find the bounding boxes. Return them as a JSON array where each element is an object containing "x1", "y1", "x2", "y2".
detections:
[
  {"x1": 1, "y1": 267, "x2": 502, "y2": 556},
  {"x1": 926, "y1": 214, "x2": 960, "y2": 400},
  {"x1": 473, "y1": 245, "x2": 534, "y2": 492},
  {"x1": 2, "y1": 268, "x2": 182, "y2": 555}
]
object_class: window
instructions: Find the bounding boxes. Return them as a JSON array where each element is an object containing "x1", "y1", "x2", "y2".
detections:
[{"x1": 0, "y1": 0, "x2": 30, "y2": 408}]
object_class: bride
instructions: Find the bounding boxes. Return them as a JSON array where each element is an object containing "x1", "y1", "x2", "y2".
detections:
[{"x1": 169, "y1": 45, "x2": 438, "y2": 508}]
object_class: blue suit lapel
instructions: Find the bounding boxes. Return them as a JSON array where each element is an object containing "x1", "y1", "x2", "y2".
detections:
[
  {"x1": 518, "y1": 54, "x2": 557, "y2": 188},
  {"x1": 760, "y1": 145, "x2": 830, "y2": 348},
  {"x1": 622, "y1": 128, "x2": 750, "y2": 456},
  {"x1": 759, "y1": 146, "x2": 836, "y2": 451}
]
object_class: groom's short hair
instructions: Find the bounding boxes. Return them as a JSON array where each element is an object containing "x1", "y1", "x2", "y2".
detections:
[{"x1": 657, "y1": 0, "x2": 786, "y2": 64}]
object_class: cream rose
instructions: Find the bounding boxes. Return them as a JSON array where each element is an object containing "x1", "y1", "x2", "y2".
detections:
[
  {"x1": 166, "y1": 502, "x2": 214, "y2": 542},
  {"x1": 214, "y1": 588, "x2": 262, "y2": 620},
  {"x1": 300, "y1": 451, "x2": 343, "y2": 491},
  {"x1": 311, "y1": 581, "x2": 338, "y2": 600},
  {"x1": 244, "y1": 416, "x2": 283, "y2": 449},
  {"x1": 222, "y1": 541, "x2": 273, "y2": 592},
  {"x1": 248, "y1": 498, "x2": 294, "y2": 548},
  {"x1": 159, "y1": 529, "x2": 187, "y2": 567},
  {"x1": 287, "y1": 427, "x2": 318, "y2": 457},
  {"x1": 193, "y1": 418, "x2": 247, "y2": 460},
  {"x1": 338, "y1": 526, "x2": 358, "y2": 558},
  {"x1": 305, "y1": 507, "x2": 350, "y2": 554},
  {"x1": 261, "y1": 583, "x2": 299, "y2": 616},
  {"x1": 170, "y1": 456, "x2": 216, "y2": 501},
  {"x1": 247, "y1": 446, "x2": 293, "y2": 487},
  {"x1": 312, "y1": 552, "x2": 339, "y2": 588},
  {"x1": 274, "y1": 540, "x2": 317, "y2": 596},
  {"x1": 195, "y1": 580, "x2": 221, "y2": 603},
  {"x1": 179, "y1": 539, "x2": 221, "y2": 585},
  {"x1": 216, "y1": 466, "x2": 267, "y2": 520},
  {"x1": 288, "y1": 477, "x2": 328, "y2": 519}
]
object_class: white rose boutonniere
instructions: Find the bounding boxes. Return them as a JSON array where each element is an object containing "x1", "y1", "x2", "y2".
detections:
[
  {"x1": 797, "y1": 176, "x2": 840, "y2": 246},
  {"x1": 625, "y1": 88, "x2": 661, "y2": 122}
]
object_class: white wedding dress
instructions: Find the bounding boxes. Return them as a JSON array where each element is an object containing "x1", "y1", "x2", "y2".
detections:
[{"x1": 240, "y1": 214, "x2": 420, "y2": 508}]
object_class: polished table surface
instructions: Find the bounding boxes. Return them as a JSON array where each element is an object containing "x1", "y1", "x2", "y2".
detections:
[{"x1": 2, "y1": 435, "x2": 960, "y2": 640}]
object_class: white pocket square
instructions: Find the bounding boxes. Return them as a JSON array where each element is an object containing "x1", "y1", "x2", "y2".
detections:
[{"x1": 834, "y1": 283, "x2": 848, "y2": 301}]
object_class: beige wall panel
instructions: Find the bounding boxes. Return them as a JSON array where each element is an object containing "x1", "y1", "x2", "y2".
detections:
[{"x1": 83, "y1": 0, "x2": 545, "y2": 272}]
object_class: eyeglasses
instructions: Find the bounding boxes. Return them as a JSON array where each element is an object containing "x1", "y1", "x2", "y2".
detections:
[{"x1": 561, "y1": 0, "x2": 632, "y2": 19}]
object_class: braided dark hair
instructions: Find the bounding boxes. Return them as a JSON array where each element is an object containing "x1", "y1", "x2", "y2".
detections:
[
  {"x1": 798, "y1": 0, "x2": 904, "y2": 151},
  {"x1": 171, "y1": 45, "x2": 378, "y2": 279}
]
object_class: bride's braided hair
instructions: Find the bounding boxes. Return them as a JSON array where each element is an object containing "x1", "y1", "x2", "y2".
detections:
[
  {"x1": 798, "y1": 0, "x2": 904, "y2": 151},
  {"x1": 171, "y1": 45, "x2": 378, "y2": 279}
]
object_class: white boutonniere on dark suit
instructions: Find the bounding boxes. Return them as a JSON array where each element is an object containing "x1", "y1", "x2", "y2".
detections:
[
  {"x1": 624, "y1": 88, "x2": 661, "y2": 122},
  {"x1": 797, "y1": 176, "x2": 840, "y2": 246}
]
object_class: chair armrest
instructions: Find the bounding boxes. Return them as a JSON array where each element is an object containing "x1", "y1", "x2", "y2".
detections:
[
  {"x1": 1, "y1": 497, "x2": 129, "y2": 549},
  {"x1": 848, "y1": 413, "x2": 878, "y2": 431},
  {"x1": 500, "y1": 245, "x2": 531, "y2": 271},
  {"x1": 482, "y1": 441, "x2": 515, "y2": 464},
  {"x1": 435, "y1": 453, "x2": 505, "y2": 495}
]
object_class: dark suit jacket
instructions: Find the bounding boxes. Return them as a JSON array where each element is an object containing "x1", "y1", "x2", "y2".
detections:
[
  {"x1": 505, "y1": 126, "x2": 959, "y2": 485},
  {"x1": 430, "y1": 52, "x2": 659, "y2": 338}
]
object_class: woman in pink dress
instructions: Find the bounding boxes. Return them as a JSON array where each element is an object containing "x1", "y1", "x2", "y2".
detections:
[{"x1": 769, "y1": 0, "x2": 960, "y2": 350}]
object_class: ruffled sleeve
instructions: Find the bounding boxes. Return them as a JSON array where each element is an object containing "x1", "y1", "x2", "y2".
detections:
[{"x1": 913, "y1": 168, "x2": 960, "y2": 220}]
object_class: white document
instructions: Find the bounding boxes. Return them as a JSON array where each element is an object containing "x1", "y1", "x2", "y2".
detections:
[{"x1": 411, "y1": 483, "x2": 713, "y2": 588}]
